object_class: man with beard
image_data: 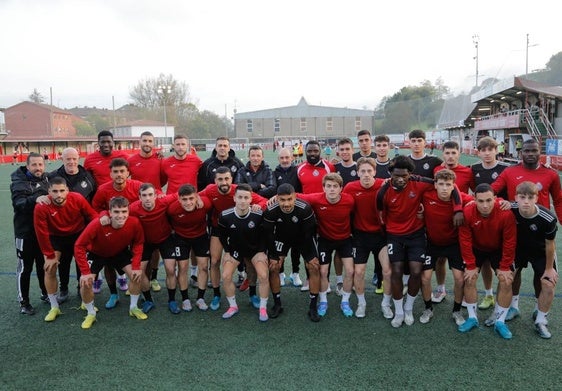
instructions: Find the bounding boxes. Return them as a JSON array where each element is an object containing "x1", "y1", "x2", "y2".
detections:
[
  {"x1": 128, "y1": 131, "x2": 164, "y2": 292},
  {"x1": 11, "y1": 153, "x2": 49, "y2": 315},
  {"x1": 199, "y1": 167, "x2": 267, "y2": 311},
  {"x1": 263, "y1": 184, "x2": 320, "y2": 321},
  {"x1": 161, "y1": 134, "x2": 203, "y2": 194},
  {"x1": 197, "y1": 136, "x2": 244, "y2": 190},
  {"x1": 34, "y1": 177, "x2": 98, "y2": 321},
  {"x1": 297, "y1": 140, "x2": 335, "y2": 194},
  {"x1": 273, "y1": 148, "x2": 303, "y2": 288}
]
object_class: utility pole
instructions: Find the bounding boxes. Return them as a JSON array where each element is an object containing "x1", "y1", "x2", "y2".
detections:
[{"x1": 472, "y1": 34, "x2": 479, "y2": 87}]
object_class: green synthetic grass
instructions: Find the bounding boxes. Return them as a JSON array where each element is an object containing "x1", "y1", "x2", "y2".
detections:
[{"x1": 1, "y1": 149, "x2": 561, "y2": 391}]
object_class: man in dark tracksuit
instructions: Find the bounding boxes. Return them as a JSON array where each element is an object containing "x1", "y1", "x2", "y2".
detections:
[{"x1": 11, "y1": 152, "x2": 49, "y2": 315}]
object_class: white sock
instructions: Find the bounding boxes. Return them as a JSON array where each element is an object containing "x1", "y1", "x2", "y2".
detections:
[
  {"x1": 84, "y1": 301, "x2": 96, "y2": 316},
  {"x1": 336, "y1": 275, "x2": 343, "y2": 284},
  {"x1": 259, "y1": 297, "x2": 268, "y2": 309},
  {"x1": 485, "y1": 288, "x2": 493, "y2": 296},
  {"x1": 437, "y1": 284, "x2": 445, "y2": 292},
  {"x1": 535, "y1": 310, "x2": 548, "y2": 324},
  {"x1": 48, "y1": 293, "x2": 59, "y2": 308},
  {"x1": 511, "y1": 295, "x2": 520, "y2": 309},
  {"x1": 227, "y1": 296, "x2": 237, "y2": 308},
  {"x1": 130, "y1": 294, "x2": 139, "y2": 309},
  {"x1": 467, "y1": 303, "x2": 477, "y2": 319},
  {"x1": 496, "y1": 305, "x2": 509, "y2": 322},
  {"x1": 382, "y1": 294, "x2": 392, "y2": 306},
  {"x1": 342, "y1": 291, "x2": 351, "y2": 302},
  {"x1": 404, "y1": 294, "x2": 416, "y2": 312},
  {"x1": 319, "y1": 291, "x2": 328, "y2": 302},
  {"x1": 393, "y1": 298, "x2": 404, "y2": 315},
  {"x1": 357, "y1": 294, "x2": 366, "y2": 306}
]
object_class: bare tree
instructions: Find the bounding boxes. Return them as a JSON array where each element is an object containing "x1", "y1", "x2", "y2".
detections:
[{"x1": 129, "y1": 73, "x2": 191, "y2": 109}]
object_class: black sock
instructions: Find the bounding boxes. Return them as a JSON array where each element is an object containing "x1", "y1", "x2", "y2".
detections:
[
  {"x1": 273, "y1": 292, "x2": 281, "y2": 305},
  {"x1": 180, "y1": 289, "x2": 188, "y2": 301},
  {"x1": 168, "y1": 288, "x2": 176, "y2": 302},
  {"x1": 151, "y1": 268, "x2": 158, "y2": 280},
  {"x1": 213, "y1": 287, "x2": 221, "y2": 297},
  {"x1": 143, "y1": 290, "x2": 152, "y2": 302},
  {"x1": 425, "y1": 300, "x2": 433, "y2": 310},
  {"x1": 197, "y1": 288, "x2": 205, "y2": 300},
  {"x1": 108, "y1": 283, "x2": 118, "y2": 295},
  {"x1": 309, "y1": 294, "x2": 318, "y2": 308},
  {"x1": 249, "y1": 285, "x2": 257, "y2": 297},
  {"x1": 453, "y1": 301, "x2": 462, "y2": 312}
]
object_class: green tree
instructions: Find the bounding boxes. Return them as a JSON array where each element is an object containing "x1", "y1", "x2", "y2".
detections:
[
  {"x1": 85, "y1": 113, "x2": 111, "y2": 132},
  {"x1": 377, "y1": 79, "x2": 448, "y2": 131},
  {"x1": 28, "y1": 88, "x2": 45, "y2": 103},
  {"x1": 74, "y1": 120, "x2": 97, "y2": 136}
]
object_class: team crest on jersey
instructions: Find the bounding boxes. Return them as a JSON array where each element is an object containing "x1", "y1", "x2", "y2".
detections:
[
  {"x1": 351, "y1": 170, "x2": 357, "y2": 177},
  {"x1": 423, "y1": 163, "x2": 429, "y2": 170},
  {"x1": 313, "y1": 170, "x2": 319, "y2": 176},
  {"x1": 291, "y1": 216, "x2": 299, "y2": 223},
  {"x1": 231, "y1": 167, "x2": 237, "y2": 173},
  {"x1": 408, "y1": 191, "x2": 416, "y2": 198},
  {"x1": 81, "y1": 181, "x2": 88, "y2": 188},
  {"x1": 246, "y1": 172, "x2": 251, "y2": 176},
  {"x1": 248, "y1": 221, "x2": 255, "y2": 228},
  {"x1": 530, "y1": 224, "x2": 538, "y2": 231},
  {"x1": 278, "y1": 176, "x2": 283, "y2": 181},
  {"x1": 492, "y1": 172, "x2": 498, "y2": 179},
  {"x1": 536, "y1": 182, "x2": 543, "y2": 191}
]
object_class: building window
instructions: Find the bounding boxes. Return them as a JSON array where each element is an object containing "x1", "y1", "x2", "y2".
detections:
[
  {"x1": 300, "y1": 118, "x2": 307, "y2": 132},
  {"x1": 355, "y1": 117, "x2": 361, "y2": 131},
  {"x1": 247, "y1": 119, "x2": 253, "y2": 133},
  {"x1": 326, "y1": 117, "x2": 333, "y2": 132},
  {"x1": 274, "y1": 118, "x2": 280, "y2": 133}
]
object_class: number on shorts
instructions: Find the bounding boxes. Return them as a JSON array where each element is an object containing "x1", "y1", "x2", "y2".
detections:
[
  {"x1": 274, "y1": 240, "x2": 283, "y2": 252},
  {"x1": 387, "y1": 244, "x2": 394, "y2": 255},
  {"x1": 174, "y1": 247, "x2": 181, "y2": 257},
  {"x1": 422, "y1": 254, "x2": 432, "y2": 266},
  {"x1": 319, "y1": 251, "x2": 326, "y2": 263},
  {"x1": 232, "y1": 251, "x2": 239, "y2": 259}
]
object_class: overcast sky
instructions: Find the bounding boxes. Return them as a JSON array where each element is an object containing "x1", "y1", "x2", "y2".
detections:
[{"x1": 1, "y1": 0, "x2": 560, "y2": 116}]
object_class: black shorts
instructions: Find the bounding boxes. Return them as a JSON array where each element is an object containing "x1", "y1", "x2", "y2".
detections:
[
  {"x1": 268, "y1": 236, "x2": 318, "y2": 263},
  {"x1": 88, "y1": 250, "x2": 132, "y2": 275},
  {"x1": 426, "y1": 242, "x2": 464, "y2": 271},
  {"x1": 353, "y1": 230, "x2": 386, "y2": 265},
  {"x1": 141, "y1": 236, "x2": 176, "y2": 261},
  {"x1": 317, "y1": 236, "x2": 353, "y2": 265},
  {"x1": 164, "y1": 233, "x2": 210, "y2": 260},
  {"x1": 386, "y1": 228, "x2": 427, "y2": 264},
  {"x1": 50, "y1": 233, "x2": 80, "y2": 254},
  {"x1": 474, "y1": 248, "x2": 515, "y2": 271},
  {"x1": 515, "y1": 255, "x2": 556, "y2": 277}
]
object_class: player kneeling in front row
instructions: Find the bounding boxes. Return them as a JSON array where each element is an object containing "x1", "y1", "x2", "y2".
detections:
[
  {"x1": 509, "y1": 182, "x2": 558, "y2": 339},
  {"x1": 263, "y1": 184, "x2": 322, "y2": 321},
  {"x1": 458, "y1": 184, "x2": 517, "y2": 339},
  {"x1": 75, "y1": 196, "x2": 147, "y2": 329},
  {"x1": 219, "y1": 184, "x2": 270, "y2": 322}
]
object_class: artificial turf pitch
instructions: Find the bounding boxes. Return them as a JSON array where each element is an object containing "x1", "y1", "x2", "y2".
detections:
[{"x1": 1, "y1": 149, "x2": 561, "y2": 390}]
